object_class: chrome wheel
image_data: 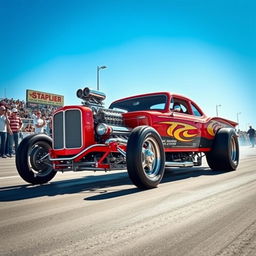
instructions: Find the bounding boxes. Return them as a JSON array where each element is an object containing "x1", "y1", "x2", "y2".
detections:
[
  {"x1": 141, "y1": 137, "x2": 161, "y2": 179},
  {"x1": 29, "y1": 141, "x2": 52, "y2": 177}
]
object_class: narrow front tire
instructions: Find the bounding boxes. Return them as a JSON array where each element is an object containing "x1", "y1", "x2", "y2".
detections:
[{"x1": 16, "y1": 134, "x2": 57, "y2": 184}]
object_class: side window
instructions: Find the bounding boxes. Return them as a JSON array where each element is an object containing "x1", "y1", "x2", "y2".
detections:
[
  {"x1": 191, "y1": 103, "x2": 202, "y2": 117},
  {"x1": 170, "y1": 98, "x2": 191, "y2": 114},
  {"x1": 179, "y1": 102, "x2": 188, "y2": 114},
  {"x1": 150, "y1": 103, "x2": 165, "y2": 110}
]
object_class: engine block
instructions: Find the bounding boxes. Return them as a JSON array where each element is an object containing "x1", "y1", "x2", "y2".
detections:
[{"x1": 94, "y1": 108, "x2": 124, "y2": 126}]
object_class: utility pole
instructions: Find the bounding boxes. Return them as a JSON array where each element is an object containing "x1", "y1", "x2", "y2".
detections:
[
  {"x1": 96, "y1": 66, "x2": 107, "y2": 91},
  {"x1": 216, "y1": 104, "x2": 221, "y2": 116}
]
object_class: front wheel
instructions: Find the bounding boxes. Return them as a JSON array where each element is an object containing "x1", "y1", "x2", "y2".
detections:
[
  {"x1": 16, "y1": 134, "x2": 57, "y2": 184},
  {"x1": 126, "y1": 126, "x2": 165, "y2": 189},
  {"x1": 206, "y1": 128, "x2": 239, "y2": 171}
]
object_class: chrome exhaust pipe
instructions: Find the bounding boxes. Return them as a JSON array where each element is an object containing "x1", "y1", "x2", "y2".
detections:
[{"x1": 165, "y1": 161, "x2": 194, "y2": 167}]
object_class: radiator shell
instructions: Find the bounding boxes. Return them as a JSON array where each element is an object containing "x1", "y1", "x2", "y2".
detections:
[{"x1": 52, "y1": 106, "x2": 95, "y2": 156}]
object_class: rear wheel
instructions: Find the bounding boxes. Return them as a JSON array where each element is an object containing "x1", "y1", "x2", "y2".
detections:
[
  {"x1": 126, "y1": 126, "x2": 165, "y2": 189},
  {"x1": 16, "y1": 134, "x2": 57, "y2": 184},
  {"x1": 206, "y1": 128, "x2": 239, "y2": 171}
]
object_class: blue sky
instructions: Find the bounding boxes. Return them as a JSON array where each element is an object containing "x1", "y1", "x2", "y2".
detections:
[{"x1": 0, "y1": 0, "x2": 255, "y2": 130}]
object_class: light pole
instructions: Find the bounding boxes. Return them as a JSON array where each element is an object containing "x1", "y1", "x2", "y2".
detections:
[
  {"x1": 96, "y1": 65, "x2": 107, "y2": 91},
  {"x1": 237, "y1": 112, "x2": 241, "y2": 130},
  {"x1": 216, "y1": 104, "x2": 221, "y2": 116}
]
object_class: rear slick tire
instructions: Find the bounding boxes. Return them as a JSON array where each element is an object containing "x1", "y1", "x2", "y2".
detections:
[
  {"x1": 16, "y1": 134, "x2": 57, "y2": 184},
  {"x1": 126, "y1": 126, "x2": 165, "y2": 189},
  {"x1": 206, "y1": 128, "x2": 239, "y2": 171}
]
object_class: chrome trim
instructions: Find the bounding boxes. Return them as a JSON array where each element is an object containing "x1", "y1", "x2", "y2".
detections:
[
  {"x1": 105, "y1": 138, "x2": 127, "y2": 145},
  {"x1": 49, "y1": 144, "x2": 106, "y2": 161},
  {"x1": 97, "y1": 123, "x2": 131, "y2": 135},
  {"x1": 117, "y1": 146, "x2": 126, "y2": 157},
  {"x1": 63, "y1": 110, "x2": 66, "y2": 148},
  {"x1": 165, "y1": 161, "x2": 194, "y2": 167},
  {"x1": 111, "y1": 125, "x2": 131, "y2": 133},
  {"x1": 39, "y1": 153, "x2": 50, "y2": 161},
  {"x1": 75, "y1": 167, "x2": 106, "y2": 171}
]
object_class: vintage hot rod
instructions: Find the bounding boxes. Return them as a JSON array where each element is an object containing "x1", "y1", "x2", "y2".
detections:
[{"x1": 16, "y1": 88, "x2": 239, "y2": 189}]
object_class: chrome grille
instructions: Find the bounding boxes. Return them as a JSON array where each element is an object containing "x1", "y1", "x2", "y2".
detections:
[
  {"x1": 53, "y1": 112, "x2": 64, "y2": 149},
  {"x1": 53, "y1": 109, "x2": 82, "y2": 149}
]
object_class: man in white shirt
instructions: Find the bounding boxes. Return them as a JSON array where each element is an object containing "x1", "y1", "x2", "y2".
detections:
[
  {"x1": 33, "y1": 111, "x2": 46, "y2": 134},
  {"x1": 0, "y1": 106, "x2": 12, "y2": 158}
]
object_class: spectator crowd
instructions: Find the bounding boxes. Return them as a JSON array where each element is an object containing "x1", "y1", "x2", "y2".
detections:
[
  {"x1": 0, "y1": 97, "x2": 56, "y2": 158},
  {"x1": 0, "y1": 97, "x2": 255, "y2": 158}
]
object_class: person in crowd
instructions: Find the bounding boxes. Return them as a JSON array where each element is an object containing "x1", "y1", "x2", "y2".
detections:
[
  {"x1": 24, "y1": 123, "x2": 34, "y2": 132},
  {"x1": 0, "y1": 106, "x2": 12, "y2": 158},
  {"x1": 5, "y1": 109, "x2": 12, "y2": 156},
  {"x1": 33, "y1": 111, "x2": 46, "y2": 134},
  {"x1": 247, "y1": 125, "x2": 256, "y2": 148},
  {"x1": 7, "y1": 108, "x2": 22, "y2": 157}
]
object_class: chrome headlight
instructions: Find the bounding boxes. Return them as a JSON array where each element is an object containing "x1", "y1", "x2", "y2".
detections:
[{"x1": 96, "y1": 123, "x2": 111, "y2": 136}]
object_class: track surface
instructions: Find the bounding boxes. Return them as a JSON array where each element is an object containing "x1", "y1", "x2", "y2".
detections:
[{"x1": 0, "y1": 147, "x2": 256, "y2": 256}]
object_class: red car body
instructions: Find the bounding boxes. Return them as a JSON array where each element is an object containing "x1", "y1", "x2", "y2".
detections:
[{"x1": 16, "y1": 88, "x2": 239, "y2": 189}]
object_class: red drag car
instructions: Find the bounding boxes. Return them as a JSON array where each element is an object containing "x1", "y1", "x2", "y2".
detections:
[{"x1": 16, "y1": 88, "x2": 239, "y2": 189}]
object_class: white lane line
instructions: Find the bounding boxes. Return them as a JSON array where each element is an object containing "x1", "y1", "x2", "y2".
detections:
[{"x1": 0, "y1": 175, "x2": 19, "y2": 180}]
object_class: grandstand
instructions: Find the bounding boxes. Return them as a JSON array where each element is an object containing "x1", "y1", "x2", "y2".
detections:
[{"x1": 0, "y1": 97, "x2": 57, "y2": 137}]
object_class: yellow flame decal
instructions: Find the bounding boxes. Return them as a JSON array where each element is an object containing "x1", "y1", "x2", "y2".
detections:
[
  {"x1": 161, "y1": 122, "x2": 198, "y2": 142},
  {"x1": 207, "y1": 121, "x2": 223, "y2": 136}
]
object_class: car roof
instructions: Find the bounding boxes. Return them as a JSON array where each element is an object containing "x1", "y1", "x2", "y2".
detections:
[
  {"x1": 111, "y1": 91, "x2": 191, "y2": 104},
  {"x1": 110, "y1": 91, "x2": 205, "y2": 116}
]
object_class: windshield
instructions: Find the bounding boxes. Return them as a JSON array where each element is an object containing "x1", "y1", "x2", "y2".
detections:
[{"x1": 109, "y1": 94, "x2": 167, "y2": 112}]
